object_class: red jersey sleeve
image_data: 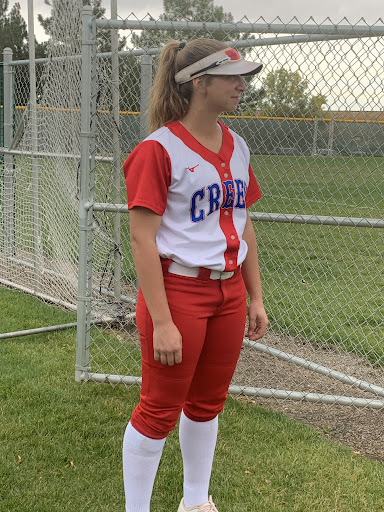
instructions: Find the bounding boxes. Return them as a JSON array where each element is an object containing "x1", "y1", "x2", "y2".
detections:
[
  {"x1": 246, "y1": 164, "x2": 262, "y2": 208},
  {"x1": 123, "y1": 140, "x2": 171, "y2": 215}
]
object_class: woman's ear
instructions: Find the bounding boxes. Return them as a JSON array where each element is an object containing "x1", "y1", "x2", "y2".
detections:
[
  {"x1": 192, "y1": 76, "x2": 205, "y2": 93},
  {"x1": 191, "y1": 76, "x2": 210, "y2": 100}
]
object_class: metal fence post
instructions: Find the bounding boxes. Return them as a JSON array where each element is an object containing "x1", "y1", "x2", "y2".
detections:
[
  {"x1": 3, "y1": 47, "x2": 15, "y2": 260},
  {"x1": 139, "y1": 54, "x2": 152, "y2": 140},
  {"x1": 0, "y1": 63, "x2": 3, "y2": 151},
  {"x1": 76, "y1": 5, "x2": 94, "y2": 382},
  {"x1": 28, "y1": 0, "x2": 42, "y2": 292},
  {"x1": 328, "y1": 117, "x2": 335, "y2": 155},
  {"x1": 311, "y1": 118, "x2": 318, "y2": 156},
  {"x1": 111, "y1": 0, "x2": 121, "y2": 300}
]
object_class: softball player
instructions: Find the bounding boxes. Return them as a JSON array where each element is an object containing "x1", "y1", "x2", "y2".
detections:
[{"x1": 123, "y1": 38, "x2": 268, "y2": 512}]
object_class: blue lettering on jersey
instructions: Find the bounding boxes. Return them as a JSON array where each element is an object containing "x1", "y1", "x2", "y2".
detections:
[
  {"x1": 190, "y1": 187, "x2": 205, "y2": 222},
  {"x1": 207, "y1": 183, "x2": 221, "y2": 216},
  {"x1": 234, "y1": 179, "x2": 247, "y2": 208},
  {"x1": 222, "y1": 180, "x2": 235, "y2": 208},
  {"x1": 190, "y1": 179, "x2": 247, "y2": 223}
]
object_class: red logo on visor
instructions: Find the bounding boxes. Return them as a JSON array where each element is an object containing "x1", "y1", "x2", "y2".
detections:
[{"x1": 225, "y1": 49, "x2": 241, "y2": 61}]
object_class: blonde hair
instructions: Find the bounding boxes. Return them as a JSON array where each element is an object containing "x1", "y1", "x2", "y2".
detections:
[{"x1": 148, "y1": 38, "x2": 229, "y2": 133}]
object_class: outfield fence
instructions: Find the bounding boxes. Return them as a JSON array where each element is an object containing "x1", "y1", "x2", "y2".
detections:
[
  {"x1": 1, "y1": 5, "x2": 384, "y2": 408},
  {"x1": 5, "y1": 106, "x2": 384, "y2": 156}
]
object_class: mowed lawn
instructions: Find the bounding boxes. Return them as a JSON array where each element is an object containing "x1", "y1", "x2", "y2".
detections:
[{"x1": 1, "y1": 286, "x2": 384, "y2": 512}]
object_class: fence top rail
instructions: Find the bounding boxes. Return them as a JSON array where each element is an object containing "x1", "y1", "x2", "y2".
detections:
[
  {"x1": 3, "y1": 31, "x2": 362, "y2": 66},
  {"x1": 5, "y1": 26, "x2": 382, "y2": 67},
  {"x1": 94, "y1": 18, "x2": 384, "y2": 37}
]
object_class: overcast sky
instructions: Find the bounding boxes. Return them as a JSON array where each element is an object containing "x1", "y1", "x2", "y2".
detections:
[{"x1": 17, "y1": 0, "x2": 384, "y2": 43}]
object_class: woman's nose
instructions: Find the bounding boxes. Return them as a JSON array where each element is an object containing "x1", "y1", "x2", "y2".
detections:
[{"x1": 236, "y1": 76, "x2": 247, "y2": 91}]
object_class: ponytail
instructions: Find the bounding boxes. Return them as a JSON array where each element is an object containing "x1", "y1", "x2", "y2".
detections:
[
  {"x1": 148, "y1": 38, "x2": 229, "y2": 133},
  {"x1": 148, "y1": 40, "x2": 188, "y2": 133}
]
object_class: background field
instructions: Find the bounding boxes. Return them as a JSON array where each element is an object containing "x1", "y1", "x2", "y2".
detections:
[
  {"x1": 248, "y1": 155, "x2": 384, "y2": 364},
  {"x1": 252, "y1": 155, "x2": 383, "y2": 218}
]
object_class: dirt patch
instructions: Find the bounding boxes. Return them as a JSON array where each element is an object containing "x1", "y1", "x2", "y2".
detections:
[{"x1": 232, "y1": 330, "x2": 384, "y2": 462}]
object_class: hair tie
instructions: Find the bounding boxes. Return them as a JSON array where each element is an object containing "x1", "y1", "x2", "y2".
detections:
[{"x1": 177, "y1": 41, "x2": 187, "y2": 51}]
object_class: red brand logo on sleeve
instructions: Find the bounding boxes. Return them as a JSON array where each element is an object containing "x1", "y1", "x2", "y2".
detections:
[{"x1": 187, "y1": 164, "x2": 199, "y2": 173}]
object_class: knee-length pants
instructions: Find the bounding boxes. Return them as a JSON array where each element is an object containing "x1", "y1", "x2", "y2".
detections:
[{"x1": 130, "y1": 259, "x2": 247, "y2": 439}]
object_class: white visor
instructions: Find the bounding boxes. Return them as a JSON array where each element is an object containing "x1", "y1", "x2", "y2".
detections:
[{"x1": 175, "y1": 48, "x2": 263, "y2": 84}]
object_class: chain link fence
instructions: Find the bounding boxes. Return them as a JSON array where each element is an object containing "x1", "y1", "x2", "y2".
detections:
[
  {"x1": 0, "y1": 63, "x2": 3, "y2": 150},
  {"x1": 1, "y1": 6, "x2": 384, "y2": 408}
]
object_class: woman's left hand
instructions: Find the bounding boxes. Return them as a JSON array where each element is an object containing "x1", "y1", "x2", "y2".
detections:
[{"x1": 246, "y1": 300, "x2": 269, "y2": 341}]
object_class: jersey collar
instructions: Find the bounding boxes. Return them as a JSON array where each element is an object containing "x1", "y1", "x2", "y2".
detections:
[{"x1": 166, "y1": 120, "x2": 234, "y2": 166}]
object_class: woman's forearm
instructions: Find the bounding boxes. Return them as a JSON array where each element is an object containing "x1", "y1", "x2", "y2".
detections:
[
  {"x1": 241, "y1": 214, "x2": 264, "y2": 302},
  {"x1": 242, "y1": 212, "x2": 269, "y2": 340},
  {"x1": 129, "y1": 207, "x2": 173, "y2": 327},
  {"x1": 131, "y1": 238, "x2": 173, "y2": 327}
]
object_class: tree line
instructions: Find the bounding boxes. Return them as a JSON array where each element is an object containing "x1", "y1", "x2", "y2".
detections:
[{"x1": 0, "y1": 0, "x2": 326, "y2": 118}]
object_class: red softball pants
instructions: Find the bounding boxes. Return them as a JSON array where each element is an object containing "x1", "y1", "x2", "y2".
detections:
[{"x1": 130, "y1": 259, "x2": 247, "y2": 439}]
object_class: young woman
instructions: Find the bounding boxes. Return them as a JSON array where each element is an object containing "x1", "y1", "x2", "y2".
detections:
[{"x1": 123, "y1": 38, "x2": 268, "y2": 512}]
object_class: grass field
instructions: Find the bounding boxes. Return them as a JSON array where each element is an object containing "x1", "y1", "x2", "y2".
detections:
[
  {"x1": 249, "y1": 155, "x2": 384, "y2": 364},
  {"x1": 1, "y1": 286, "x2": 384, "y2": 512},
  {"x1": 252, "y1": 155, "x2": 383, "y2": 218}
]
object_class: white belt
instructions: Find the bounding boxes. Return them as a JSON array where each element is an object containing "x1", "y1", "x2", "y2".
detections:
[{"x1": 168, "y1": 261, "x2": 235, "y2": 281}]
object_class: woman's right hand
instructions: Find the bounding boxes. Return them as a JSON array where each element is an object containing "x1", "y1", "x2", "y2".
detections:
[{"x1": 153, "y1": 321, "x2": 182, "y2": 366}]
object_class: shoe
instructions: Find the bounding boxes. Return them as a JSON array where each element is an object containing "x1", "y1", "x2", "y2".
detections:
[{"x1": 177, "y1": 496, "x2": 219, "y2": 512}]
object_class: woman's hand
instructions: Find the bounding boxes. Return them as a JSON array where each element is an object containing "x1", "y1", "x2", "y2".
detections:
[
  {"x1": 246, "y1": 300, "x2": 268, "y2": 341},
  {"x1": 153, "y1": 321, "x2": 183, "y2": 366}
]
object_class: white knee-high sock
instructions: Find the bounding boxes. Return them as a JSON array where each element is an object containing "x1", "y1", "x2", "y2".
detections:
[
  {"x1": 179, "y1": 411, "x2": 219, "y2": 508},
  {"x1": 122, "y1": 422, "x2": 166, "y2": 512}
]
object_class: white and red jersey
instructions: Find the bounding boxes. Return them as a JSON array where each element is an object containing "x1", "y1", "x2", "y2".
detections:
[{"x1": 123, "y1": 121, "x2": 261, "y2": 272}]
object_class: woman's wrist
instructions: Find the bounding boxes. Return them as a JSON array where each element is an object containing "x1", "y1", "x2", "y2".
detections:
[
  {"x1": 152, "y1": 314, "x2": 174, "y2": 328},
  {"x1": 248, "y1": 295, "x2": 264, "y2": 305}
]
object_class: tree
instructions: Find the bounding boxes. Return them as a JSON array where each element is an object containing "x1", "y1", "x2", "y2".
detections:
[
  {"x1": 37, "y1": 0, "x2": 127, "y2": 53},
  {"x1": 237, "y1": 84, "x2": 266, "y2": 116},
  {"x1": 0, "y1": 1, "x2": 47, "y2": 60},
  {"x1": 37, "y1": 0, "x2": 137, "y2": 120},
  {"x1": 0, "y1": 1, "x2": 48, "y2": 110},
  {"x1": 131, "y1": 0, "x2": 240, "y2": 49},
  {"x1": 259, "y1": 68, "x2": 326, "y2": 118},
  {"x1": 0, "y1": 1, "x2": 28, "y2": 61}
]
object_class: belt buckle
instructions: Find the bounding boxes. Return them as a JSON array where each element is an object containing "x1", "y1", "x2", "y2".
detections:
[{"x1": 210, "y1": 270, "x2": 234, "y2": 281}]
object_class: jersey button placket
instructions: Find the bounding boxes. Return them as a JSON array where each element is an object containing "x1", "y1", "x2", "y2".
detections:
[
  {"x1": 217, "y1": 158, "x2": 237, "y2": 271},
  {"x1": 220, "y1": 161, "x2": 229, "y2": 179}
]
